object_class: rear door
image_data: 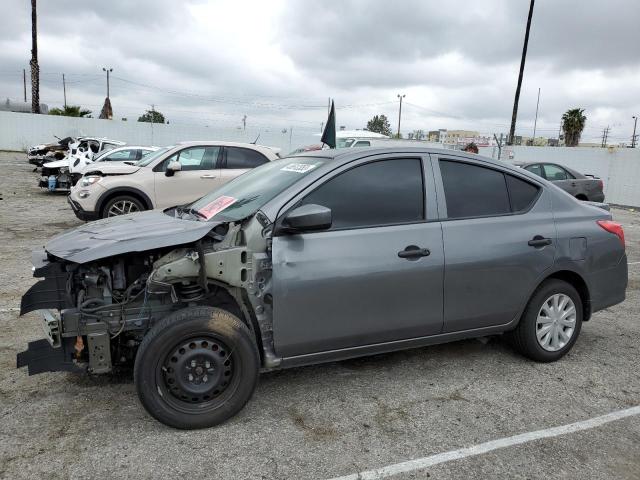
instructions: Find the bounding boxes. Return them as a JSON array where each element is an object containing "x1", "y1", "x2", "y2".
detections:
[
  {"x1": 434, "y1": 157, "x2": 555, "y2": 332},
  {"x1": 217, "y1": 147, "x2": 270, "y2": 185},
  {"x1": 272, "y1": 155, "x2": 444, "y2": 357},
  {"x1": 153, "y1": 146, "x2": 222, "y2": 208},
  {"x1": 543, "y1": 164, "x2": 579, "y2": 196}
]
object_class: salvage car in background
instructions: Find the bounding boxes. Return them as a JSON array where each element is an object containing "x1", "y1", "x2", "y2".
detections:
[
  {"x1": 18, "y1": 147, "x2": 627, "y2": 429},
  {"x1": 515, "y1": 162, "x2": 605, "y2": 202},
  {"x1": 68, "y1": 141, "x2": 280, "y2": 220},
  {"x1": 27, "y1": 136, "x2": 77, "y2": 166},
  {"x1": 39, "y1": 137, "x2": 125, "y2": 191}
]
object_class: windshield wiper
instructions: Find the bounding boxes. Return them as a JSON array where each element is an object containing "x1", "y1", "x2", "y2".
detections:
[{"x1": 188, "y1": 208, "x2": 207, "y2": 220}]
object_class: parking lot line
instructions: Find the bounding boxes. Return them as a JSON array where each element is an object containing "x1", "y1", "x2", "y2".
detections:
[
  {"x1": 628, "y1": 261, "x2": 640, "y2": 265},
  {"x1": 326, "y1": 405, "x2": 640, "y2": 480}
]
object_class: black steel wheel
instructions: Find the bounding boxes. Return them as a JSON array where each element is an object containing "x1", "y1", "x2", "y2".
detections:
[{"x1": 134, "y1": 306, "x2": 259, "y2": 429}]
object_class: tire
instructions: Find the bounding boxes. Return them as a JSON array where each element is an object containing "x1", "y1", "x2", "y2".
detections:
[
  {"x1": 509, "y1": 279, "x2": 583, "y2": 362},
  {"x1": 101, "y1": 195, "x2": 145, "y2": 218},
  {"x1": 134, "y1": 306, "x2": 259, "y2": 429}
]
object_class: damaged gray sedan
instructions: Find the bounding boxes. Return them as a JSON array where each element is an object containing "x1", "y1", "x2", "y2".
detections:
[{"x1": 17, "y1": 147, "x2": 628, "y2": 429}]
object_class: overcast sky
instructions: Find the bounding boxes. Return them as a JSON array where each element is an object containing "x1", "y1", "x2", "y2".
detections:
[{"x1": 1, "y1": 0, "x2": 639, "y2": 143}]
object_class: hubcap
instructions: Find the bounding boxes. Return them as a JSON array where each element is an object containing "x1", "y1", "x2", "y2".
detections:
[
  {"x1": 107, "y1": 200, "x2": 139, "y2": 217},
  {"x1": 536, "y1": 293, "x2": 576, "y2": 352},
  {"x1": 162, "y1": 338, "x2": 233, "y2": 404}
]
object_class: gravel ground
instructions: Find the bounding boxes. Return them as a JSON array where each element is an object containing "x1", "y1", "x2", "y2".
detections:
[{"x1": 0, "y1": 151, "x2": 639, "y2": 480}]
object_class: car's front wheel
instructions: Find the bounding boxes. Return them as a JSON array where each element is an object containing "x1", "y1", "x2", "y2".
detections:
[
  {"x1": 509, "y1": 279, "x2": 583, "y2": 362},
  {"x1": 102, "y1": 195, "x2": 145, "y2": 218},
  {"x1": 134, "y1": 306, "x2": 260, "y2": 429}
]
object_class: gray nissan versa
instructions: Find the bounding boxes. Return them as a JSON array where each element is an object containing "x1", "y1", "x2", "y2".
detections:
[{"x1": 17, "y1": 147, "x2": 627, "y2": 429}]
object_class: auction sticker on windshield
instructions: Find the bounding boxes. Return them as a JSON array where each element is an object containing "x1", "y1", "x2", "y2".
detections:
[
  {"x1": 197, "y1": 195, "x2": 237, "y2": 220},
  {"x1": 281, "y1": 163, "x2": 317, "y2": 173}
]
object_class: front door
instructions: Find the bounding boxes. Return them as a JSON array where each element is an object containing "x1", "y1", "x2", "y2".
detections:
[
  {"x1": 272, "y1": 156, "x2": 444, "y2": 358},
  {"x1": 435, "y1": 157, "x2": 556, "y2": 332},
  {"x1": 153, "y1": 146, "x2": 222, "y2": 208}
]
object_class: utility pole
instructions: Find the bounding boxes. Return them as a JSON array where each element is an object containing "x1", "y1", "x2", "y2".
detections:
[
  {"x1": 508, "y1": 0, "x2": 535, "y2": 145},
  {"x1": 62, "y1": 73, "x2": 67, "y2": 109},
  {"x1": 494, "y1": 133, "x2": 504, "y2": 160},
  {"x1": 22, "y1": 69, "x2": 27, "y2": 102},
  {"x1": 242, "y1": 115, "x2": 247, "y2": 131},
  {"x1": 30, "y1": 0, "x2": 40, "y2": 113},
  {"x1": 532, "y1": 87, "x2": 540, "y2": 142},
  {"x1": 289, "y1": 127, "x2": 293, "y2": 151},
  {"x1": 601, "y1": 126, "x2": 610, "y2": 148},
  {"x1": 632, "y1": 116, "x2": 638, "y2": 148},
  {"x1": 397, "y1": 93, "x2": 406, "y2": 138},
  {"x1": 102, "y1": 67, "x2": 113, "y2": 97}
]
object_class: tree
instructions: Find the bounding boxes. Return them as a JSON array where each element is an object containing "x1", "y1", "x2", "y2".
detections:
[
  {"x1": 138, "y1": 109, "x2": 166, "y2": 124},
  {"x1": 49, "y1": 105, "x2": 92, "y2": 117},
  {"x1": 366, "y1": 114, "x2": 392, "y2": 136},
  {"x1": 561, "y1": 108, "x2": 587, "y2": 147}
]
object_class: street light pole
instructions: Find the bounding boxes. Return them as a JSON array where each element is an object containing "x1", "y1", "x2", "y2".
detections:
[
  {"x1": 632, "y1": 116, "x2": 638, "y2": 148},
  {"x1": 397, "y1": 94, "x2": 406, "y2": 138},
  {"x1": 532, "y1": 87, "x2": 540, "y2": 142},
  {"x1": 102, "y1": 67, "x2": 113, "y2": 98}
]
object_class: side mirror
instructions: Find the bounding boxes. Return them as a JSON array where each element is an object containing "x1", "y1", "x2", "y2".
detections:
[
  {"x1": 165, "y1": 160, "x2": 181, "y2": 177},
  {"x1": 280, "y1": 204, "x2": 332, "y2": 233}
]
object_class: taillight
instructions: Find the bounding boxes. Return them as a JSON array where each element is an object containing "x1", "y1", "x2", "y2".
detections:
[
  {"x1": 597, "y1": 220, "x2": 625, "y2": 248},
  {"x1": 598, "y1": 179, "x2": 604, "y2": 190}
]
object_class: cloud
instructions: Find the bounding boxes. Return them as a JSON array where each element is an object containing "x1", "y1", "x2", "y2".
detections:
[{"x1": 0, "y1": 0, "x2": 638, "y2": 143}]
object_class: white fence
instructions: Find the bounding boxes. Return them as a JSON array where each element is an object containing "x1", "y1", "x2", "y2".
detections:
[
  {"x1": 1, "y1": 110, "x2": 639, "y2": 206},
  {"x1": 0, "y1": 110, "x2": 318, "y2": 154}
]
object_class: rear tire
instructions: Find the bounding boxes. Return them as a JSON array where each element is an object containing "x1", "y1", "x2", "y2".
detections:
[
  {"x1": 101, "y1": 195, "x2": 145, "y2": 218},
  {"x1": 134, "y1": 306, "x2": 259, "y2": 429},
  {"x1": 509, "y1": 279, "x2": 583, "y2": 362}
]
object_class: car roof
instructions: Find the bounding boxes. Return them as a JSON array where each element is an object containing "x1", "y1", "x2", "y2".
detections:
[{"x1": 173, "y1": 141, "x2": 280, "y2": 157}]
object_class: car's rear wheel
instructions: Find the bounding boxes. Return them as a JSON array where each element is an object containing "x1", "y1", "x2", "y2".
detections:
[
  {"x1": 102, "y1": 195, "x2": 145, "y2": 218},
  {"x1": 509, "y1": 279, "x2": 583, "y2": 362},
  {"x1": 134, "y1": 306, "x2": 259, "y2": 429}
]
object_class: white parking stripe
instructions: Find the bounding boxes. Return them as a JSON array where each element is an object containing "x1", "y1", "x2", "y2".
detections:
[
  {"x1": 327, "y1": 405, "x2": 640, "y2": 480},
  {"x1": 628, "y1": 261, "x2": 640, "y2": 265}
]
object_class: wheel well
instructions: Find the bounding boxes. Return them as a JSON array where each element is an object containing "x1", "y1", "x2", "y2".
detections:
[
  {"x1": 198, "y1": 287, "x2": 265, "y2": 364},
  {"x1": 575, "y1": 194, "x2": 588, "y2": 200},
  {"x1": 98, "y1": 189, "x2": 151, "y2": 216},
  {"x1": 544, "y1": 270, "x2": 591, "y2": 321}
]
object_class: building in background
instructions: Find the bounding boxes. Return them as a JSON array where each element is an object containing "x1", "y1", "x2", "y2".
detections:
[{"x1": 1, "y1": 98, "x2": 48, "y2": 114}]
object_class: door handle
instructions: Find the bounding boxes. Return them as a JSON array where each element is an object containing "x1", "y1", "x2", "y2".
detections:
[
  {"x1": 200, "y1": 174, "x2": 217, "y2": 179},
  {"x1": 398, "y1": 246, "x2": 430, "y2": 259},
  {"x1": 528, "y1": 235, "x2": 552, "y2": 247}
]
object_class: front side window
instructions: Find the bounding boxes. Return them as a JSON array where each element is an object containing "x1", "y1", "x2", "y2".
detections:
[
  {"x1": 159, "y1": 146, "x2": 219, "y2": 171},
  {"x1": 440, "y1": 159, "x2": 540, "y2": 219},
  {"x1": 353, "y1": 140, "x2": 371, "y2": 147},
  {"x1": 543, "y1": 164, "x2": 570, "y2": 181},
  {"x1": 224, "y1": 147, "x2": 269, "y2": 169},
  {"x1": 299, "y1": 158, "x2": 424, "y2": 230}
]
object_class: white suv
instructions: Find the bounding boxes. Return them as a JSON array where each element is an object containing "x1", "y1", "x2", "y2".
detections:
[{"x1": 68, "y1": 141, "x2": 280, "y2": 220}]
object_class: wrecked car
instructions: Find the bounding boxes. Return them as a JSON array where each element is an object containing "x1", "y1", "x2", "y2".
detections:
[
  {"x1": 18, "y1": 147, "x2": 628, "y2": 429},
  {"x1": 27, "y1": 136, "x2": 77, "y2": 166},
  {"x1": 39, "y1": 137, "x2": 125, "y2": 191}
]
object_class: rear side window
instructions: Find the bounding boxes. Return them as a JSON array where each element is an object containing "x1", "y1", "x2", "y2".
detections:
[
  {"x1": 440, "y1": 160, "x2": 540, "y2": 218},
  {"x1": 524, "y1": 164, "x2": 543, "y2": 177},
  {"x1": 440, "y1": 160, "x2": 510, "y2": 218},
  {"x1": 225, "y1": 147, "x2": 269, "y2": 169},
  {"x1": 505, "y1": 174, "x2": 540, "y2": 212},
  {"x1": 300, "y1": 158, "x2": 424, "y2": 230}
]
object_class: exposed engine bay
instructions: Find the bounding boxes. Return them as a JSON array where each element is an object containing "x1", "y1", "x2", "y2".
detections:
[{"x1": 18, "y1": 214, "x2": 278, "y2": 375}]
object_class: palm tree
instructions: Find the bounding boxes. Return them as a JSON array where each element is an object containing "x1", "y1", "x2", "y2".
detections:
[
  {"x1": 49, "y1": 105, "x2": 92, "y2": 117},
  {"x1": 561, "y1": 108, "x2": 587, "y2": 147},
  {"x1": 30, "y1": 0, "x2": 40, "y2": 113}
]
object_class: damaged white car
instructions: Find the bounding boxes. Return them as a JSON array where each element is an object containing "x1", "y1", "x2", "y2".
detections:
[{"x1": 39, "y1": 137, "x2": 125, "y2": 191}]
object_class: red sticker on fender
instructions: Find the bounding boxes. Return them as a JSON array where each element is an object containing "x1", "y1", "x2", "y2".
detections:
[{"x1": 197, "y1": 195, "x2": 237, "y2": 220}]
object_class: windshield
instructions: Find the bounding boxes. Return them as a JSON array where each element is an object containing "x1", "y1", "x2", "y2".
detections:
[
  {"x1": 136, "y1": 146, "x2": 172, "y2": 166},
  {"x1": 188, "y1": 156, "x2": 328, "y2": 222}
]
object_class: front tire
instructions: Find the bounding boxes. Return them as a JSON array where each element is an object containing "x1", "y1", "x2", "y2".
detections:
[
  {"x1": 509, "y1": 279, "x2": 583, "y2": 362},
  {"x1": 101, "y1": 195, "x2": 145, "y2": 218},
  {"x1": 134, "y1": 306, "x2": 259, "y2": 429}
]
